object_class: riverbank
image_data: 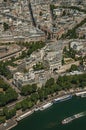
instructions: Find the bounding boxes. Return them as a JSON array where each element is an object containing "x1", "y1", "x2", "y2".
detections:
[
  {"x1": 12, "y1": 96, "x2": 86, "y2": 130},
  {"x1": 0, "y1": 87, "x2": 86, "y2": 130},
  {"x1": 0, "y1": 119, "x2": 17, "y2": 130}
]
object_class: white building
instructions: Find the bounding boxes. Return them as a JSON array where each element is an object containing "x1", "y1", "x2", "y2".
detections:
[{"x1": 70, "y1": 41, "x2": 84, "y2": 51}]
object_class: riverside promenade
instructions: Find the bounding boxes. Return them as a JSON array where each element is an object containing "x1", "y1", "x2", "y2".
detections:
[
  {"x1": 0, "y1": 119, "x2": 17, "y2": 130},
  {"x1": 0, "y1": 87, "x2": 86, "y2": 130}
]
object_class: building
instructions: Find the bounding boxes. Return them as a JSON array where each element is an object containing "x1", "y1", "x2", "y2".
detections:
[
  {"x1": 13, "y1": 71, "x2": 35, "y2": 87},
  {"x1": 13, "y1": 69, "x2": 48, "y2": 87},
  {"x1": 44, "y1": 40, "x2": 63, "y2": 71},
  {"x1": 70, "y1": 41, "x2": 84, "y2": 51},
  {"x1": 0, "y1": 44, "x2": 26, "y2": 61}
]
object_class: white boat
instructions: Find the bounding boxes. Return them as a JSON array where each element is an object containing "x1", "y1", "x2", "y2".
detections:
[
  {"x1": 34, "y1": 107, "x2": 40, "y2": 112},
  {"x1": 16, "y1": 110, "x2": 34, "y2": 121},
  {"x1": 40, "y1": 102, "x2": 53, "y2": 111},
  {"x1": 62, "y1": 112, "x2": 86, "y2": 124},
  {"x1": 81, "y1": 93, "x2": 86, "y2": 98},
  {"x1": 75, "y1": 91, "x2": 86, "y2": 97},
  {"x1": 53, "y1": 95, "x2": 72, "y2": 103}
]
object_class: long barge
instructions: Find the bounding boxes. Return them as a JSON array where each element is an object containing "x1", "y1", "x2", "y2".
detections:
[
  {"x1": 75, "y1": 91, "x2": 86, "y2": 98},
  {"x1": 62, "y1": 111, "x2": 86, "y2": 124},
  {"x1": 53, "y1": 95, "x2": 72, "y2": 103},
  {"x1": 40, "y1": 102, "x2": 53, "y2": 111},
  {"x1": 16, "y1": 110, "x2": 34, "y2": 121}
]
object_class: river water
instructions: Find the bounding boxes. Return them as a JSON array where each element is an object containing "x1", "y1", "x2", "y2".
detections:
[{"x1": 12, "y1": 96, "x2": 86, "y2": 130}]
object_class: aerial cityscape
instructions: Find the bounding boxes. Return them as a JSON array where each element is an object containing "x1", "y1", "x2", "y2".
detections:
[{"x1": 0, "y1": 0, "x2": 86, "y2": 130}]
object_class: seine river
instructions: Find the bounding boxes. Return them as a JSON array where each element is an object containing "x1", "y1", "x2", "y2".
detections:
[{"x1": 12, "y1": 97, "x2": 86, "y2": 130}]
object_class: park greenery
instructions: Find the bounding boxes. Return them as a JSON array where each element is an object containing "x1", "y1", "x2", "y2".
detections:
[
  {"x1": 17, "y1": 41, "x2": 45, "y2": 58},
  {"x1": 0, "y1": 61, "x2": 13, "y2": 79},
  {"x1": 63, "y1": 46, "x2": 84, "y2": 66},
  {"x1": 50, "y1": 4, "x2": 57, "y2": 10},
  {"x1": 63, "y1": 46, "x2": 77, "y2": 60},
  {"x1": 0, "y1": 78, "x2": 18, "y2": 107},
  {"x1": 0, "y1": 73, "x2": 86, "y2": 123},
  {"x1": 21, "y1": 84, "x2": 37, "y2": 96},
  {"x1": 27, "y1": 41, "x2": 45, "y2": 56},
  {"x1": 68, "y1": 64, "x2": 79, "y2": 72}
]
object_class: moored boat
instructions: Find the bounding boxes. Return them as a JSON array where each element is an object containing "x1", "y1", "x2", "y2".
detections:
[
  {"x1": 81, "y1": 93, "x2": 86, "y2": 98},
  {"x1": 75, "y1": 91, "x2": 86, "y2": 97},
  {"x1": 40, "y1": 102, "x2": 53, "y2": 111},
  {"x1": 16, "y1": 110, "x2": 34, "y2": 121},
  {"x1": 53, "y1": 95, "x2": 72, "y2": 103},
  {"x1": 34, "y1": 107, "x2": 40, "y2": 112}
]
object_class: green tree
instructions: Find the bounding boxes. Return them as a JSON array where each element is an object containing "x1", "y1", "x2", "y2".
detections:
[
  {"x1": 3, "y1": 22, "x2": 9, "y2": 31},
  {"x1": 69, "y1": 64, "x2": 78, "y2": 72},
  {"x1": 62, "y1": 56, "x2": 65, "y2": 65},
  {"x1": 0, "y1": 93, "x2": 6, "y2": 106},
  {"x1": 15, "y1": 102, "x2": 22, "y2": 110},
  {"x1": 0, "y1": 116, "x2": 6, "y2": 123},
  {"x1": 21, "y1": 84, "x2": 37, "y2": 96},
  {"x1": 30, "y1": 93, "x2": 39, "y2": 103},
  {"x1": 45, "y1": 78, "x2": 55, "y2": 87},
  {"x1": 21, "y1": 99, "x2": 28, "y2": 111}
]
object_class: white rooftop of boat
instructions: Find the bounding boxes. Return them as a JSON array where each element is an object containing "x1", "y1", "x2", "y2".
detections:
[{"x1": 75, "y1": 91, "x2": 86, "y2": 96}]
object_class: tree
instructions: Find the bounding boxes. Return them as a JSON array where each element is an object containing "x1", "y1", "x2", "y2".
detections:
[
  {"x1": 3, "y1": 22, "x2": 9, "y2": 31},
  {"x1": 45, "y1": 78, "x2": 55, "y2": 87},
  {"x1": 4, "y1": 0, "x2": 7, "y2": 2},
  {"x1": 30, "y1": 93, "x2": 39, "y2": 103},
  {"x1": 0, "y1": 93, "x2": 6, "y2": 106},
  {"x1": 8, "y1": 108, "x2": 16, "y2": 119},
  {"x1": 69, "y1": 64, "x2": 78, "y2": 72},
  {"x1": 63, "y1": 46, "x2": 67, "y2": 53},
  {"x1": 80, "y1": 57, "x2": 83, "y2": 65},
  {"x1": 19, "y1": 51, "x2": 27, "y2": 59},
  {"x1": 62, "y1": 10, "x2": 66, "y2": 16},
  {"x1": 62, "y1": 56, "x2": 65, "y2": 65},
  {"x1": 0, "y1": 78, "x2": 10, "y2": 91},
  {"x1": 39, "y1": 11, "x2": 43, "y2": 16},
  {"x1": 27, "y1": 41, "x2": 45, "y2": 56},
  {"x1": 0, "y1": 116, "x2": 6, "y2": 123},
  {"x1": 3, "y1": 107, "x2": 16, "y2": 119},
  {"x1": 0, "y1": 61, "x2": 12, "y2": 79},
  {"x1": 21, "y1": 99, "x2": 28, "y2": 111},
  {"x1": 52, "y1": 83, "x2": 59, "y2": 92},
  {"x1": 3, "y1": 107, "x2": 9, "y2": 119},
  {"x1": 15, "y1": 103, "x2": 22, "y2": 110},
  {"x1": 5, "y1": 88, "x2": 18, "y2": 103},
  {"x1": 33, "y1": 62, "x2": 44, "y2": 71},
  {"x1": 38, "y1": 89, "x2": 45, "y2": 101},
  {"x1": 27, "y1": 100, "x2": 34, "y2": 108},
  {"x1": 21, "y1": 84, "x2": 37, "y2": 96}
]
